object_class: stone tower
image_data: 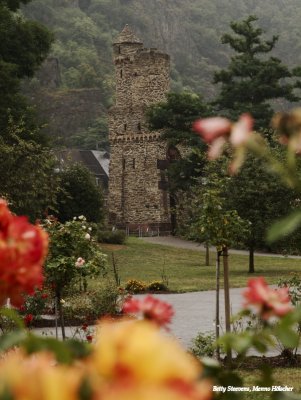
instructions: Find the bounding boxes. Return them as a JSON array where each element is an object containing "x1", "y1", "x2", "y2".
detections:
[{"x1": 108, "y1": 25, "x2": 172, "y2": 231}]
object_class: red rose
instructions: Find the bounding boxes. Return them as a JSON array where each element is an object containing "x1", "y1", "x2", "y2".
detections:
[
  {"x1": 243, "y1": 277, "x2": 293, "y2": 319},
  {"x1": 24, "y1": 314, "x2": 34, "y2": 325},
  {"x1": 0, "y1": 200, "x2": 48, "y2": 306},
  {"x1": 122, "y1": 295, "x2": 174, "y2": 328}
]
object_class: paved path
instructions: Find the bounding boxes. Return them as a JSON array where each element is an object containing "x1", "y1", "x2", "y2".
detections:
[
  {"x1": 34, "y1": 236, "x2": 294, "y2": 354},
  {"x1": 136, "y1": 288, "x2": 245, "y2": 348},
  {"x1": 33, "y1": 289, "x2": 281, "y2": 356},
  {"x1": 33, "y1": 288, "x2": 245, "y2": 348},
  {"x1": 140, "y1": 236, "x2": 301, "y2": 259}
]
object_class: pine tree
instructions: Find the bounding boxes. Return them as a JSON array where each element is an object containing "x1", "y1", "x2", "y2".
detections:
[{"x1": 213, "y1": 15, "x2": 298, "y2": 130}]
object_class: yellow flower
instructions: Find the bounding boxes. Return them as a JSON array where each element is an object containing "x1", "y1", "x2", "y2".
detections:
[
  {"x1": 0, "y1": 350, "x2": 82, "y2": 400},
  {"x1": 92, "y1": 320, "x2": 201, "y2": 383}
]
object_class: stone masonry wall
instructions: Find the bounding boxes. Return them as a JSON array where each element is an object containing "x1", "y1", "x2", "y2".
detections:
[
  {"x1": 109, "y1": 138, "x2": 170, "y2": 225},
  {"x1": 108, "y1": 28, "x2": 172, "y2": 229}
]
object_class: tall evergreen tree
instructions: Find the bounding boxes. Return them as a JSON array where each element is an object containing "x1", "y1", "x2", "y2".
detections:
[{"x1": 213, "y1": 15, "x2": 298, "y2": 130}]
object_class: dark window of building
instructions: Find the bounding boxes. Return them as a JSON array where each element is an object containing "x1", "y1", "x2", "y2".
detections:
[
  {"x1": 124, "y1": 123, "x2": 127, "y2": 131},
  {"x1": 122, "y1": 159, "x2": 126, "y2": 170},
  {"x1": 133, "y1": 158, "x2": 135, "y2": 169},
  {"x1": 118, "y1": 45, "x2": 121, "y2": 54},
  {"x1": 120, "y1": 69, "x2": 123, "y2": 78},
  {"x1": 167, "y1": 145, "x2": 181, "y2": 162},
  {"x1": 137, "y1": 122, "x2": 141, "y2": 131}
]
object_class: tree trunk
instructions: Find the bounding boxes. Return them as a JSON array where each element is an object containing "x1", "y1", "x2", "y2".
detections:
[
  {"x1": 222, "y1": 246, "x2": 232, "y2": 365},
  {"x1": 205, "y1": 243, "x2": 210, "y2": 266},
  {"x1": 54, "y1": 295, "x2": 59, "y2": 340},
  {"x1": 249, "y1": 245, "x2": 255, "y2": 273},
  {"x1": 56, "y1": 291, "x2": 66, "y2": 340},
  {"x1": 215, "y1": 250, "x2": 222, "y2": 360}
]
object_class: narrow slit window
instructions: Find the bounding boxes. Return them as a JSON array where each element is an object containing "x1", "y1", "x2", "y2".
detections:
[
  {"x1": 124, "y1": 123, "x2": 127, "y2": 131},
  {"x1": 137, "y1": 122, "x2": 141, "y2": 131},
  {"x1": 133, "y1": 158, "x2": 136, "y2": 169},
  {"x1": 122, "y1": 159, "x2": 126, "y2": 170},
  {"x1": 118, "y1": 46, "x2": 121, "y2": 54},
  {"x1": 120, "y1": 69, "x2": 123, "y2": 78}
]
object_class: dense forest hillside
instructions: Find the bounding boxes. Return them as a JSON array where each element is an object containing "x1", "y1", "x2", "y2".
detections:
[{"x1": 21, "y1": 0, "x2": 301, "y2": 145}]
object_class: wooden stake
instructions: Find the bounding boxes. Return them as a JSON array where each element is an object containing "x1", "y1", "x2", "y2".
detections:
[
  {"x1": 215, "y1": 250, "x2": 221, "y2": 360},
  {"x1": 223, "y1": 245, "x2": 232, "y2": 364}
]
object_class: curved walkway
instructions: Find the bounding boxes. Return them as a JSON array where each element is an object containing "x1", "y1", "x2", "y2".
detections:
[
  {"x1": 138, "y1": 236, "x2": 285, "y2": 355},
  {"x1": 136, "y1": 289, "x2": 244, "y2": 348},
  {"x1": 141, "y1": 236, "x2": 301, "y2": 259}
]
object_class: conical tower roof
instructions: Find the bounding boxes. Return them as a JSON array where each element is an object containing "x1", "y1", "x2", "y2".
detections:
[{"x1": 113, "y1": 24, "x2": 143, "y2": 44}]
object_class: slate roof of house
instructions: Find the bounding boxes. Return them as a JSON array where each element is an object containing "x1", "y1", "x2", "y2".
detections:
[
  {"x1": 92, "y1": 150, "x2": 109, "y2": 176},
  {"x1": 55, "y1": 149, "x2": 109, "y2": 187},
  {"x1": 113, "y1": 24, "x2": 142, "y2": 44}
]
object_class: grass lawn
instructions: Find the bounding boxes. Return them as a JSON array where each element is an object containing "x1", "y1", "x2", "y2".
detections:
[
  {"x1": 99, "y1": 237, "x2": 301, "y2": 292},
  {"x1": 238, "y1": 368, "x2": 301, "y2": 399}
]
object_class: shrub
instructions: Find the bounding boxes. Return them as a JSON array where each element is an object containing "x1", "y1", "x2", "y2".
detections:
[
  {"x1": 18, "y1": 288, "x2": 50, "y2": 320},
  {"x1": 125, "y1": 279, "x2": 147, "y2": 294},
  {"x1": 189, "y1": 331, "x2": 216, "y2": 358},
  {"x1": 97, "y1": 229, "x2": 126, "y2": 245},
  {"x1": 43, "y1": 217, "x2": 108, "y2": 298},
  {"x1": 56, "y1": 163, "x2": 104, "y2": 223},
  {"x1": 147, "y1": 281, "x2": 168, "y2": 292},
  {"x1": 64, "y1": 281, "x2": 121, "y2": 322},
  {"x1": 90, "y1": 280, "x2": 122, "y2": 316}
]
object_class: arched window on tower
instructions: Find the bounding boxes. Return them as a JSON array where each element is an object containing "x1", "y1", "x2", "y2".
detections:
[
  {"x1": 137, "y1": 122, "x2": 141, "y2": 132},
  {"x1": 124, "y1": 123, "x2": 127, "y2": 132},
  {"x1": 167, "y1": 145, "x2": 181, "y2": 163},
  {"x1": 120, "y1": 69, "x2": 123, "y2": 78}
]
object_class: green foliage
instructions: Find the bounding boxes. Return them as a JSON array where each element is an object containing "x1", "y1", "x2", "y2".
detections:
[
  {"x1": 22, "y1": 0, "x2": 301, "y2": 109},
  {"x1": 0, "y1": 0, "x2": 53, "y2": 138},
  {"x1": 124, "y1": 279, "x2": 147, "y2": 294},
  {"x1": 97, "y1": 229, "x2": 126, "y2": 245},
  {"x1": 19, "y1": 288, "x2": 50, "y2": 320},
  {"x1": 225, "y1": 153, "x2": 297, "y2": 270},
  {"x1": 213, "y1": 15, "x2": 299, "y2": 130},
  {"x1": 278, "y1": 275, "x2": 301, "y2": 307},
  {"x1": 0, "y1": 121, "x2": 60, "y2": 221},
  {"x1": 64, "y1": 281, "x2": 121, "y2": 322},
  {"x1": 71, "y1": 116, "x2": 109, "y2": 150},
  {"x1": 147, "y1": 281, "x2": 168, "y2": 292},
  {"x1": 189, "y1": 331, "x2": 216, "y2": 358},
  {"x1": 56, "y1": 163, "x2": 104, "y2": 223},
  {"x1": 267, "y1": 210, "x2": 301, "y2": 243},
  {"x1": 147, "y1": 92, "x2": 211, "y2": 147},
  {"x1": 147, "y1": 92, "x2": 209, "y2": 196},
  {"x1": 90, "y1": 280, "x2": 123, "y2": 316},
  {"x1": 23, "y1": 0, "x2": 114, "y2": 101},
  {"x1": 189, "y1": 162, "x2": 250, "y2": 249},
  {"x1": 44, "y1": 217, "x2": 108, "y2": 296}
]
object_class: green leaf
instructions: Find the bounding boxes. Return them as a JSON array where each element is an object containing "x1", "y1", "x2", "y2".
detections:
[
  {"x1": 267, "y1": 211, "x2": 301, "y2": 242},
  {"x1": 0, "y1": 330, "x2": 27, "y2": 352},
  {"x1": 232, "y1": 335, "x2": 253, "y2": 354},
  {"x1": 274, "y1": 327, "x2": 299, "y2": 348},
  {"x1": 23, "y1": 335, "x2": 91, "y2": 364},
  {"x1": 0, "y1": 308, "x2": 25, "y2": 329}
]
